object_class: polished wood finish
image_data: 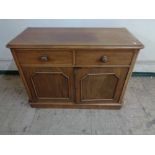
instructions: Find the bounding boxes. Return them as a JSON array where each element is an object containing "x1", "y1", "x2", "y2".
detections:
[
  {"x1": 30, "y1": 102, "x2": 122, "y2": 109},
  {"x1": 22, "y1": 67, "x2": 74, "y2": 102},
  {"x1": 75, "y1": 49, "x2": 133, "y2": 66},
  {"x1": 7, "y1": 28, "x2": 144, "y2": 49},
  {"x1": 7, "y1": 28, "x2": 144, "y2": 109},
  {"x1": 15, "y1": 49, "x2": 73, "y2": 66},
  {"x1": 119, "y1": 50, "x2": 139, "y2": 104},
  {"x1": 75, "y1": 67, "x2": 128, "y2": 104}
]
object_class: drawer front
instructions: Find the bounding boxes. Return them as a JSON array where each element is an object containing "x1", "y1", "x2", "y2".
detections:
[
  {"x1": 75, "y1": 50, "x2": 134, "y2": 66},
  {"x1": 15, "y1": 49, "x2": 73, "y2": 65}
]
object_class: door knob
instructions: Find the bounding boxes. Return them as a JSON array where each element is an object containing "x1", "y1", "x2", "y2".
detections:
[
  {"x1": 100, "y1": 56, "x2": 108, "y2": 63},
  {"x1": 40, "y1": 55, "x2": 48, "y2": 61}
]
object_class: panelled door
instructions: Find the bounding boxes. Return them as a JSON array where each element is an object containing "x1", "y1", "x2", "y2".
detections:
[
  {"x1": 75, "y1": 67, "x2": 128, "y2": 104},
  {"x1": 22, "y1": 67, "x2": 74, "y2": 102}
]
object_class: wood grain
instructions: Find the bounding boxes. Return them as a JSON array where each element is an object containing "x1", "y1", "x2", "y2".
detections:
[
  {"x1": 22, "y1": 67, "x2": 74, "y2": 103},
  {"x1": 30, "y1": 102, "x2": 122, "y2": 109},
  {"x1": 75, "y1": 67, "x2": 128, "y2": 104},
  {"x1": 15, "y1": 49, "x2": 73, "y2": 66},
  {"x1": 11, "y1": 49, "x2": 33, "y2": 101},
  {"x1": 7, "y1": 28, "x2": 144, "y2": 49},
  {"x1": 118, "y1": 50, "x2": 139, "y2": 104},
  {"x1": 76, "y1": 49, "x2": 134, "y2": 66}
]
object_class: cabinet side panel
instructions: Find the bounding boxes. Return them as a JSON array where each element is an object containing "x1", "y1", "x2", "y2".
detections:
[
  {"x1": 11, "y1": 49, "x2": 33, "y2": 101},
  {"x1": 119, "y1": 50, "x2": 139, "y2": 104}
]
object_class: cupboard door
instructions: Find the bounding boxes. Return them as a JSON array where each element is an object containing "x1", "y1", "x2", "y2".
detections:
[
  {"x1": 22, "y1": 67, "x2": 74, "y2": 102},
  {"x1": 75, "y1": 67, "x2": 128, "y2": 104}
]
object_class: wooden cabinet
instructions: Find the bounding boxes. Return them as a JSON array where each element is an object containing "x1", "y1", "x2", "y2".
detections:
[{"x1": 7, "y1": 28, "x2": 144, "y2": 109}]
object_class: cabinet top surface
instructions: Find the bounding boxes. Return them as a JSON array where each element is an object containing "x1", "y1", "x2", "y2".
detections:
[{"x1": 7, "y1": 27, "x2": 144, "y2": 49}]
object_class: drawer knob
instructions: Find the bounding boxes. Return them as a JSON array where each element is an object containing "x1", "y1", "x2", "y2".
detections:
[
  {"x1": 100, "y1": 56, "x2": 108, "y2": 63},
  {"x1": 40, "y1": 55, "x2": 48, "y2": 61}
]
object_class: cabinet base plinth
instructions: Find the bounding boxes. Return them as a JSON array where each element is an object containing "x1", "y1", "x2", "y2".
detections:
[{"x1": 30, "y1": 102, "x2": 122, "y2": 109}]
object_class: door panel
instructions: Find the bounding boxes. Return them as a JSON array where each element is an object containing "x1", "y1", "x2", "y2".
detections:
[
  {"x1": 22, "y1": 67, "x2": 74, "y2": 102},
  {"x1": 75, "y1": 67, "x2": 128, "y2": 104}
]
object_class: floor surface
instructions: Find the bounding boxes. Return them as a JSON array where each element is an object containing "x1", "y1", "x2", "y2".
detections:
[{"x1": 0, "y1": 75, "x2": 155, "y2": 135}]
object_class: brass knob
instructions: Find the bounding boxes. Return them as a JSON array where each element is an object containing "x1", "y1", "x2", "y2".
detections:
[
  {"x1": 40, "y1": 55, "x2": 48, "y2": 61},
  {"x1": 100, "y1": 56, "x2": 108, "y2": 63}
]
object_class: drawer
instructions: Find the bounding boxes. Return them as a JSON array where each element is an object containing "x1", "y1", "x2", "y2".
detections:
[
  {"x1": 15, "y1": 49, "x2": 73, "y2": 65},
  {"x1": 75, "y1": 50, "x2": 134, "y2": 66}
]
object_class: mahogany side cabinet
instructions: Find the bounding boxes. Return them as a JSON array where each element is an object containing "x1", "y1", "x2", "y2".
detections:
[{"x1": 7, "y1": 28, "x2": 144, "y2": 109}]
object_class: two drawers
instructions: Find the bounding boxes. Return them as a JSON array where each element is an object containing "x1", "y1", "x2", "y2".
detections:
[{"x1": 15, "y1": 49, "x2": 134, "y2": 66}]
